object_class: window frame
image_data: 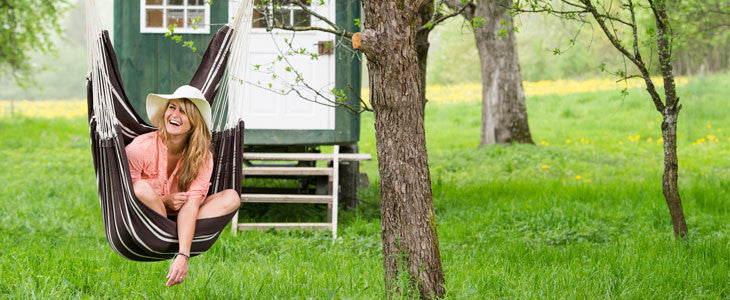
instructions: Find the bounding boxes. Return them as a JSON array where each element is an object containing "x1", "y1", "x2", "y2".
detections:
[
  {"x1": 251, "y1": 1, "x2": 311, "y2": 30},
  {"x1": 140, "y1": 0, "x2": 211, "y2": 34}
]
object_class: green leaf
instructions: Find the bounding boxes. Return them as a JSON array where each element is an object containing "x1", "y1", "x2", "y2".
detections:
[{"x1": 471, "y1": 17, "x2": 485, "y2": 28}]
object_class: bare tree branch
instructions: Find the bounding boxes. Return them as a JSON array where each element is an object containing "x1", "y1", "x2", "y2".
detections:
[
  {"x1": 290, "y1": 0, "x2": 341, "y2": 31},
  {"x1": 273, "y1": 24, "x2": 353, "y2": 38},
  {"x1": 419, "y1": 0, "x2": 475, "y2": 33}
]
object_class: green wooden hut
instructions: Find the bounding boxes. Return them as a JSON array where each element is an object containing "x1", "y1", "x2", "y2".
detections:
[
  {"x1": 113, "y1": 0, "x2": 366, "y2": 211},
  {"x1": 113, "y1": 0, "x2": 361, "y2": 145}
]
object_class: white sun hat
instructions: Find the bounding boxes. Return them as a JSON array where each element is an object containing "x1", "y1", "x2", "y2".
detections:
[{"x1": 146, "y1": 85, "x2": 212, "y2": 132}]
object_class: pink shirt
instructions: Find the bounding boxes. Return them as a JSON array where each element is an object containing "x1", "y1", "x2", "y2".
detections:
[{"x1": 126, "y1": 131, "x2": 213, "y2": 200}]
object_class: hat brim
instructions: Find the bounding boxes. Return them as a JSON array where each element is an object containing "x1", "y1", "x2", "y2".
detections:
[{"x1": 146, "y1": 87, "x2": 212, "y2": 133}]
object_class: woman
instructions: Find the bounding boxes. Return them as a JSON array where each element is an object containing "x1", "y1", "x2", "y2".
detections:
[{"x1": 125, "y1": 85, "x2": 240, "y2": 287}]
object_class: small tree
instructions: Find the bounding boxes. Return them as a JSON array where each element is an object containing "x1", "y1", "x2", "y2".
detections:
[
  {"x1": 515, "y1": 0, "x2": 688, "y2": 237},
  {"x1": 0, "y1": 0, "x2": 69, "y2": 84}
]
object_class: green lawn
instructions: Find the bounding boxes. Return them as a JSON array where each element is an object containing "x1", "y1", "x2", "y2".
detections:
[{"x1": 1, "y1": 73, "x2": 729, "y2": 299}]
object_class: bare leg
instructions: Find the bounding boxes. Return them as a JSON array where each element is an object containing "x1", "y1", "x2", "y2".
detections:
[
  {"x1": 196, "y1": 189, "x2": 240, "y2": 219},
  {"x1": 133, "y1": 180, "x2": 167, "y2": 217}
]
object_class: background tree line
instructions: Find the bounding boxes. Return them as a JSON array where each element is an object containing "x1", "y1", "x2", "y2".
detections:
[{"x1": 3, "y1": 0, "x2": 727, "y2": 100}]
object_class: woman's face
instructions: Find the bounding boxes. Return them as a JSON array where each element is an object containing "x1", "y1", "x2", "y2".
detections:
[{"x1": 163, "y1": 99, "x2": 192, "y2": 137}]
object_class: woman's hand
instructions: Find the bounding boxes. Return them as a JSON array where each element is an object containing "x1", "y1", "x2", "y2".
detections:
[
  {"x1": 161, "y1": 192, "x2": 189, "y2": 211},
  {"x1": 165, "y1": 255, "x2": 189, "y2": 287}
]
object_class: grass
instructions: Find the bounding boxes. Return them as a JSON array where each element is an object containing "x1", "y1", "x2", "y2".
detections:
[{"x1": 1, "y1": 72, "x2": 729, "y2": 298}]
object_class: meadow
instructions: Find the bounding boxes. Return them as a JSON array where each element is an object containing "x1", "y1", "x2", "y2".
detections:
[{"x1": 1, "y1": 73, "x2": 729, "y2": 299}]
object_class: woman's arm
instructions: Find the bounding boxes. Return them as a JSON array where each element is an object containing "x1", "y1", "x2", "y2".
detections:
[
  {"x1": 165, "y1": 153, "x2": 213, "y2": 287},
  {"x1": 166, "y1": 195, "x2": 204, "y2": 287}
]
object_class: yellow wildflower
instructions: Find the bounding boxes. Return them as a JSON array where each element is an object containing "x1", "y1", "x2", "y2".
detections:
[
  {"x1": 566, "y1": 139, "x2": 572, "y2": 143},
  {"x1": 646, "y1": 138, "x2": 653, "y2": 143},
  {"x1": 584, "y1": 179, "x2": 590, "y2": 183},
  {"x1": 540, "y1": 164, "x2": 549, "y2": 169},
  {"x1": 657, "y1": 138, "x2": 663, "y2": 143},
  {"x1": 707, "y1": 124, "x2": 712, "y2": 129},
  {"x1": 575, "y1": 175, "x2": 582, "y2": 180}
]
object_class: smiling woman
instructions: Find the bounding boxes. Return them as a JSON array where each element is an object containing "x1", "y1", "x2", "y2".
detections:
[{"x1": 125, "y1": 85, "x2": 241, "y2": 287}]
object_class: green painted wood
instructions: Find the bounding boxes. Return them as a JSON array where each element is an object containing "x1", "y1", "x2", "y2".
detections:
[
  {"x1": 114, "y1": 0, "x2": 227, "y2": 123},
  {"x1": 244, "y1": 129, "x2": 338, "y2": 145},
  {"x1": 114, "y1": 0, "x2": 362, "y2": 146},
  {"x1": 334, "y1": 0, "x2": 362, "y2": 144}
]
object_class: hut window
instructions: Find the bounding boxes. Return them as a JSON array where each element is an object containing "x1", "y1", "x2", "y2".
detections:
[
  {"x1": 140, "y1": 0, "x2": 211, "y2": 34},
  {"x1": 252, "y1": 0, "x2": 311, "y2": 29}
]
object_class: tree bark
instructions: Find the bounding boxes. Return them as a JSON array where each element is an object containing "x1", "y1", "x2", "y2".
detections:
[
  {"x1": 652, "y1": 0, "x2": 688, "y2": 238},
  {"x1": 661, "y1": 107, "x2": 687, "y2": 238},
  {"x1": 447, "y1": 0, "x2": 534, "y2": 146},
  {"x1": 356, "y1": 1, "x2": 445, "y2": 297},
  {"x1": 416, "y1": 2, "x2": 433, "y2": 110}
]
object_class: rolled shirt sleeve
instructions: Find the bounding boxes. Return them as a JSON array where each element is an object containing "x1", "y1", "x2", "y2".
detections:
[
  {"x1": 125, "y1": 136, "x2": 151, "y2": 182},
  {"x1": 186, "y1": 152, "x2": 214, "y2": 200}
]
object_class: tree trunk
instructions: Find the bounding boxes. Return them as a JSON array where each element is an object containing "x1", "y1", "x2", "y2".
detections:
[
  {"x1": 447, "y1": 0, "x2": 534, "y2": 146},
  {"x1": 653, "y1": 0, "x2": 688, "y2": 238},
  {"x1": 475, "y1": 0, "x2": 533, "y2": 146},
  {"x1": 338, "y1": 143, "x2": 359, "y2": 208},
  {"x1": 357, "y1": 1, "x2": 445, "y2": 298},
  {"x1": 661, "y1": 108, "x2": 687, "y2": 238},
  {"x1": 416, "y1": 2, "x2": 433, "y2": 110}
]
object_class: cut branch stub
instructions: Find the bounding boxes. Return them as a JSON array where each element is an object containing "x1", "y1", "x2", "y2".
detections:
[
  {"x1": 351, "y1": 29, "x2": 377, "y2": 58},
  {"x1": 352, "y1": 32, "x2": 362, "y2": 49}
]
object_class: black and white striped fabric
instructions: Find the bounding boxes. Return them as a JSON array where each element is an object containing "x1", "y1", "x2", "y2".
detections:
[{"x1": 86, "y1": 10, "x2": 247, "y2": 261}]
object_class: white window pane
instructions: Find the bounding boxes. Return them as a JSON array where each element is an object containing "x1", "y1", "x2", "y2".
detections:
[
  {"x1": 293, "y1": 9, "x2": 310, "y2": 27},
  {"x1": 274, "y1": 8, "x2": 290, "y2": 26},
  {"x1": 167, "y1": 9, "x2": 184, "y2": 28},
  {"x1": 188, "y1": 9, "x2": 204, "y2": 28},
  {"x1": 146, "y1": 9, "x2": 164, "y2": 27}
]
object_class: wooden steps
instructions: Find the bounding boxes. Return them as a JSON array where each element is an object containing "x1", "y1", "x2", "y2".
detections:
[
  {"x1": 241, "y1": 167, "x2": 333, "y2": 177},
  {"x1": 237, "y1": 223, "x2": 332, "y2": 230},
  {"x1": 243, "y1": 152, "x2": 371, "y2": 161},
  {"x1": 241, "y1": 193, "x2": 332, "y2": 204},
  {"x1": 232, "y1": 146, "x2": 372, "y2": 240}
]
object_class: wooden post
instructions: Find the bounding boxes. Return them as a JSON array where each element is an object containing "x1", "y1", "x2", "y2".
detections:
[
  {"x1": 231, "y1": 210, "x2": 238, "y2": 236},
  {"x1": 332, "y1": 145, "x2": 339, "y2": 241}
]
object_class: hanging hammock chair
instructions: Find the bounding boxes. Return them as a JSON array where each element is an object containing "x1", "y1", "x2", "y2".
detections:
[{"x1": 86, "y1": 0, "x2": 253, "y2": 261}]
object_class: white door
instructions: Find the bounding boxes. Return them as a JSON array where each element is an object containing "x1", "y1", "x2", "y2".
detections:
[{"x1": 228, "y1": 0, "x2": 336, "y2": 130}]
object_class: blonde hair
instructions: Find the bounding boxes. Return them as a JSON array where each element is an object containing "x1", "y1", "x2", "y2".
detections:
[{"x1": 151, "y1": 98, "x2": 212, "y2": 191}]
